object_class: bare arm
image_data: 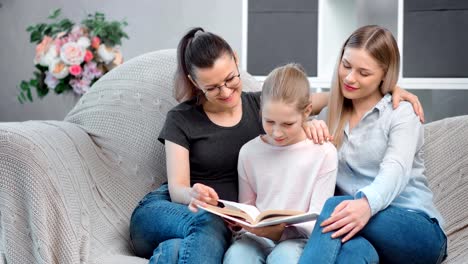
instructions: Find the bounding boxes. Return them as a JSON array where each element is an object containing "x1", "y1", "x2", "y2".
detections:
[
  {"x1": 165, "y1": 140, "x2": 192, "y2": 204},
  {"x1": 165, "y1": 140, "x2": 219, "y2": 211},
  {"x1": 310, "y1": 92, "x2": 330, "y2": 115}
]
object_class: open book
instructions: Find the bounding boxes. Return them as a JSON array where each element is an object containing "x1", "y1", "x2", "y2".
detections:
[{"x1": 198, "y1": 199, "x2": 318, "y2": 228}]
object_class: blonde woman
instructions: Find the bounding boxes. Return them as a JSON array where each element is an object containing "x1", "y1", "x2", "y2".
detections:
[{"x1": 299, "y1": 25, "x2": 447, "y2": 264}]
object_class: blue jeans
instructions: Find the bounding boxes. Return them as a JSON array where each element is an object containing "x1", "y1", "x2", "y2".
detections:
[
  {"x1": 129, "y1": 184, "x2": 231, "y2": 264},
  {"x1": 224, "y1": 232, "x2": 306, "y2": 264},
  {"x1": 299, "y1": 196, "x2": 448, "y2": 264}
]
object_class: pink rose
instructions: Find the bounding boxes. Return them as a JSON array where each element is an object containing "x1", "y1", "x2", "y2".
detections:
[
  {"x1": 84, "y1": 50, "x2": 94, "y2": 62},
  {"x1": 34, "y1": 36, "x2": 54, "y2": 65},
  {"x1": 60, "y1": 42, "x2": 86, "y2": 65},
  {"x1": 69, "y1": 65, "x2": 82, "y2": 76},
  {"x1": 91, "y1": 36, "x2": 101, "y2": 49}
]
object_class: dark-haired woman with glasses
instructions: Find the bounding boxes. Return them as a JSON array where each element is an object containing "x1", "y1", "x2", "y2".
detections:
[{"x1": 129, "y1": 27, "x2": 425, "y2": 264}]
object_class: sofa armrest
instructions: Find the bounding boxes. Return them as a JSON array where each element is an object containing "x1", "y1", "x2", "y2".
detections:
[
  {"x1": 0, "y1": 121, "x2": 95, "y2": 263},
  {"x1": 0, "y1": 120, "x2": 148, "y2": 263}
]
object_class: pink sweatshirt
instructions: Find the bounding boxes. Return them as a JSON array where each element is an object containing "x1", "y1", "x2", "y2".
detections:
[{"x1": 238, "y1": 137, "x2": 337, "y2": 239}]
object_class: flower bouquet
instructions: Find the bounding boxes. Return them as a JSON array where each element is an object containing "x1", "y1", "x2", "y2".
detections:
[{"x1": 18, "y1": 9, "x2": 128, "y2": 103}]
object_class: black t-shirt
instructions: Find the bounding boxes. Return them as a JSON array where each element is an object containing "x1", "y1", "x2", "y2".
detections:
[{"x1": 158, "y1": 92, "x2": 264, "y2": 201}]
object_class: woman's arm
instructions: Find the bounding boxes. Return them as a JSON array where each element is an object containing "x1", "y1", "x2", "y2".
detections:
[
  {"x1": 165, "y1": 140, "x2": 219, "y2": 211},
  {"x1": 309, "y1": 87, "x2": 424, "y2": 121},
  {"x1": 165, "y1": 140, "x2": 192, "y2": 204},
  {"x1": 392, "y1": 86, "x2": 425, "y2": 122},
  {"x1": 321, "y1": 105, "x2": 422, "y2": 242},
  {"x1": 310, "y1": 92, "x2": 330, "y2": 115}
]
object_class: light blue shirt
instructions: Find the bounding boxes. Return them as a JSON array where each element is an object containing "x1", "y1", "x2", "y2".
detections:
[{"x1": 319, "y1": 94, "x2": 443, "y2": 226}]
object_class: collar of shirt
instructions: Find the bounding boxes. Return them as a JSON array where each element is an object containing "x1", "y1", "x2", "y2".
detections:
[{"x1": 344, "y1": 93, "x2": 392, "y2": 136}]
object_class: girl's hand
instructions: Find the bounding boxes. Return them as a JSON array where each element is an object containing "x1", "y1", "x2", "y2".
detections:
[
  {"x1": 242, "y1": 223, "x2": 287, "y2": 242},
  {"x1": 321, "y1": 198, "x2": 371, "y2": 243},
  {"x1": 392, "y1": 86, "x2": 425, "y2": 123},
  {"x1": 187, "y1": 183, "x2": 219, "y2": 212},
  {"x1": 303, "y1": 119, "x2": 334, "y2": 144},
  {"x1": 224, "y1": 219, "x2": 242, "y2": 232}
]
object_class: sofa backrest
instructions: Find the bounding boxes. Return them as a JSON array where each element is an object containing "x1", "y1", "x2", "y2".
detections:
[
  {"x1": 64, "y1": 49, "x2": 261, "y2": 190},
  {"x1": 423, "y1": 115, "x2": 468, "y2": 261}
]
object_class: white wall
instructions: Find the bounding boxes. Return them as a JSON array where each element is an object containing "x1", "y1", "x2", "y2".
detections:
[{"x1": 0, "y1": 0, "x2": 243, "y2": 121}]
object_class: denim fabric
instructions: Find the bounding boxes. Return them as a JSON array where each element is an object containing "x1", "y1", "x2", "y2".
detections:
[
  {"x1": 129, "y1": 184, "x2": 231, "y2": 264},
  {"x1": 224, "y1": 232, "x2": 306, "y2": 264},
  {"x1": 299, "y1": 196, "x2": 447, "y2": 264}
]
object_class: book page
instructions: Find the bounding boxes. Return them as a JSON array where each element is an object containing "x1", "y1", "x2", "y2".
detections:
[
  {"x1": 255, "y1": 212, "x2": 319, "y2": 227},
  {"x1": 218, "y1": 199, "x2": 261, "y2": 221},
  {"x1": 256, "y1": 209, "x2": 305, "y2": 223}
]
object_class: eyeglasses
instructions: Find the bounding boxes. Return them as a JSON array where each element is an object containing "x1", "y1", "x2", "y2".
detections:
[{"x1": 199, "y1": 72, "x2": 241, "y2": 96}]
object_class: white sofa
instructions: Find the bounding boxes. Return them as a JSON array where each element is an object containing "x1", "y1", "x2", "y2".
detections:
[{"x1": 0, "y1": 49, "x2": 467, "y2": 264}]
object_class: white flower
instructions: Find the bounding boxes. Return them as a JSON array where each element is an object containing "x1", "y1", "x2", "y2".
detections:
[
  {"x1": 97, "y1": 44, "x2": 115, "y2": 64},
  {"x1": 44, "y1": 71, "x2": 59, "y2": 89},
  {"x1": 48, "y1": 59, "x2": 69, "y2": 79},
  {"x1": 60, "y1": 42, "x2": 86, "y2": 65},
  {"x1": 39, "y1": 44, "x2": 58, "y2": 66},
  {"x1": 77, "y1": 36, "x2": 91, "y2": 48}
]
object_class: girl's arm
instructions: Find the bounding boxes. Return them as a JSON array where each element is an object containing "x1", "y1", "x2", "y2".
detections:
[{"x1": 165, "y1": 140, "x2": 219, "y2": 212}]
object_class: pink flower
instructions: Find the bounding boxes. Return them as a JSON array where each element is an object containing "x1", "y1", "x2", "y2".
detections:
[
  {"x1": 84, "y1": 50, "x2": 93, "y2": 62},
  {"x1": 60, "y1": 42, "x2": 86, "y2": 65},
  {"x1": 69, "y1": 65, "x2": 82, "y2": 76},
  {"x1": 91, "y1": 36, "x2": 101, "y2": 49},
  {"x1": 34, "y1": 36, "x2": 54, "y2": 65}
]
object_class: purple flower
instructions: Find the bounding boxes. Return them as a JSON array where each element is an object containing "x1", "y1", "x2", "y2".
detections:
[
  {"x1": 83, "y1": 61, "x2": 103, "y2": 80},
  {"x1": 44, "y1": 71, "x2": 59, "y2": 89},
  {"x1": 69, "y1": 78, "x2": 91, "y2": 95}
]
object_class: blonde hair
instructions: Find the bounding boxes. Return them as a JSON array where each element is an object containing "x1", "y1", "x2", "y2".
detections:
[
  {"x1": 327, "y1": 25, "x2": 400, "y2": 148},
  {"x1": 261, "y1": 63, "x2": 310, "y2": 114}
]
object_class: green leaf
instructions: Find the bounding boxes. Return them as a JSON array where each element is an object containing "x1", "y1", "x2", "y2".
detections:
[
  {"x1": 19, "y1": 91, "x2": 26, "y2": 101},
  {"x1": 18, "y1": 95, "x2": 24, "y2": 104},
  {"x1": 48, "y1": 8, "x2": 61, "y2": 19},
  {"x1": 20, "y1": 81, "x2": 29, "y2": 91},
  {"x1": 26, "y1": 25, "x2": 35, "y2": 32},
  {"x1": 30, "y1": 31, "x2": 42, "y2": 42},
  {"x1": 55, "y1": 82, "x2": 67, "y2": 93},
  {"x1": 26, "y1": 88, "x2": 33, "y2": 102},
  {"x1": 37, "y1": 23, "x2": 47, "y2": 33},
  {"x1": 29, "y1": 79, "x2": 39, "y2": 88}
]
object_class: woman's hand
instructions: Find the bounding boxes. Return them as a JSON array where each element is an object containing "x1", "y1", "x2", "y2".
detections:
[
  {"x1": 321, "y1": 198, "x2": 371, "y2": 243},
  {"x1": 187, "y1": 183, "x2": 219, "y2": 212},
  {"x1": 392, "y1": 86, "x2": 425, "y2": 123},
  {"x1": 303, "y1": 119, "x2": 334, "y2": 144},
  {"x1": 242, "y1": 223, "x2": 286, "y2": 242}
]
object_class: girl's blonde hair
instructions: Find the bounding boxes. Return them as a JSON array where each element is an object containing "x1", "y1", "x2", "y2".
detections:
[
  {"x1": 328, "y1": 25, "x2": 400, "y2": 148},
  {"x1": 261, "y1": 63, "x2": 310, "y2": 114}
]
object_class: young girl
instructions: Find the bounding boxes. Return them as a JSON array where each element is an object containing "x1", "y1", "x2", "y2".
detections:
[
  {"x1": 223, "y1": 64, "x2": 338, "y2": 264},
  {"x1": 299, "y1": 25, "x2": 447, "y2": 264}
]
